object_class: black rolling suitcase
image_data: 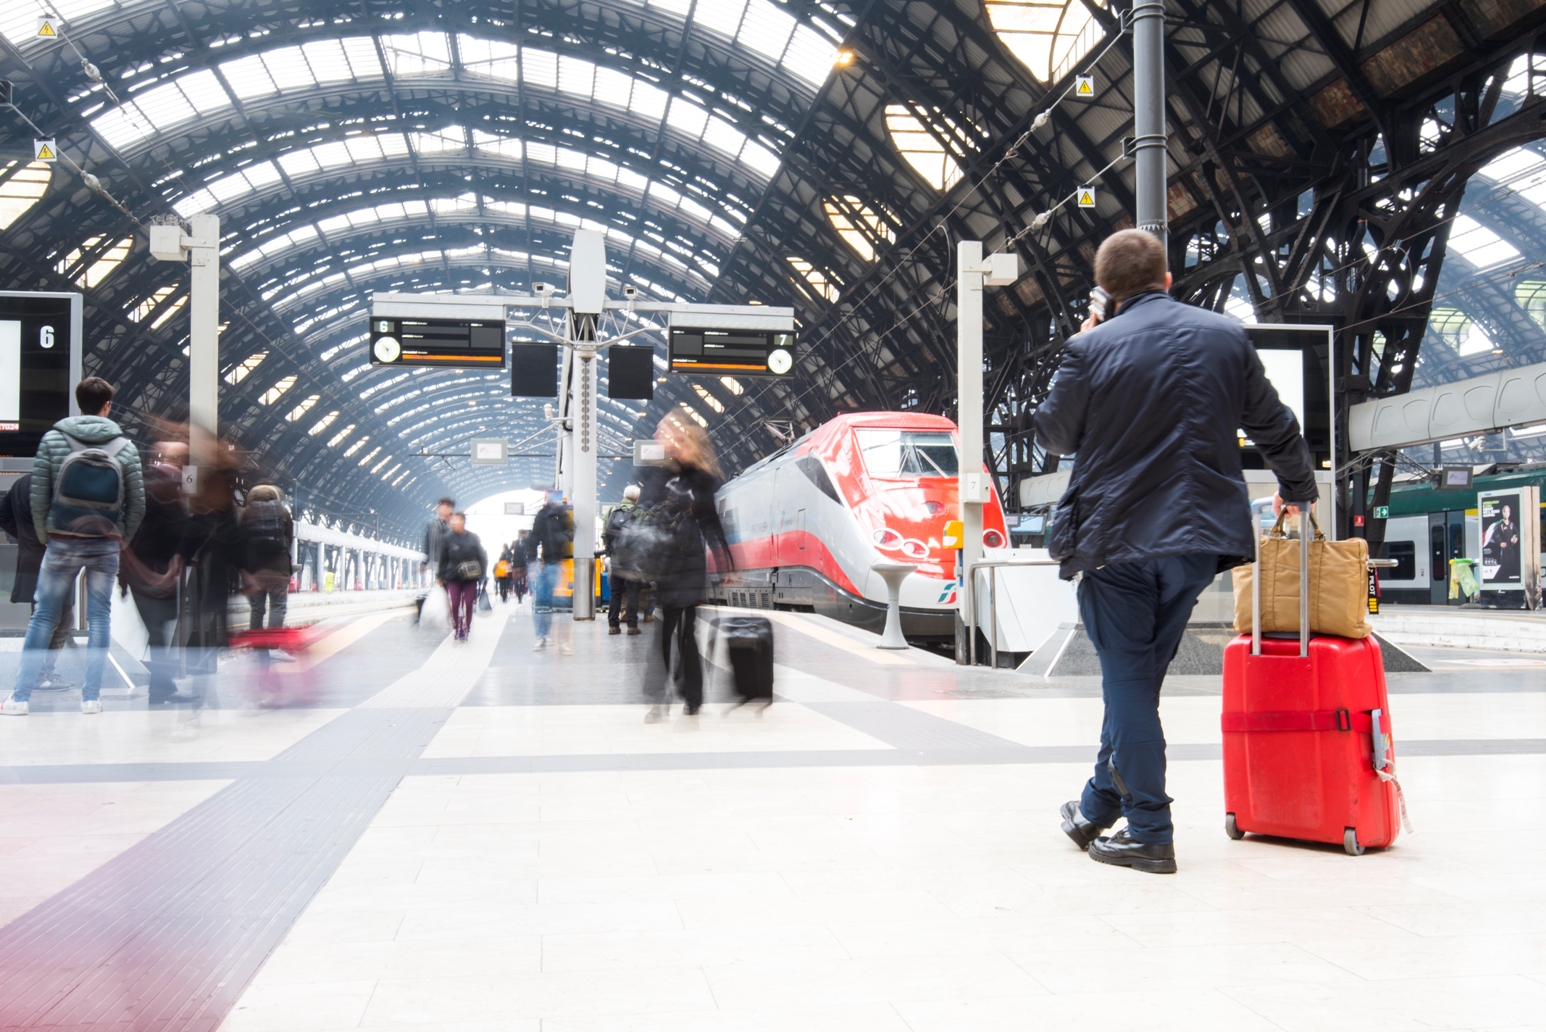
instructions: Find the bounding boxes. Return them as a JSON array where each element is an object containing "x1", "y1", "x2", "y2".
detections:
[{"x1": 719, "y1": 615, "x2": 774, "y2": 705}]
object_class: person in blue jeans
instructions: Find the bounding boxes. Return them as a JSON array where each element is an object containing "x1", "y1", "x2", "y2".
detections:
[
  {"x1": 1034, "y1": 230, "x2": 1316, "y2": 873},
  {"x1": 5, "y1": 378, "x2": 144, "y2": 716},
  {"x1": 528, "y1": 490, "x2": 574, "y2": 655}
]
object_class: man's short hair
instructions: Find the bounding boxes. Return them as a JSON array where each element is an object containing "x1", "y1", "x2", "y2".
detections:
[
  {"x1": 1094, "y1": 229, "x2": 1168, "y2": 304},
  {"x1": 76, "y1": 377, "x2": 114, "y2": 415},
  {"x1": 623, "y1": 484, "x2": 641, "y2": 501},
  {"x1": 437, "y1": 497, "x2": 455, "y2": 509}
]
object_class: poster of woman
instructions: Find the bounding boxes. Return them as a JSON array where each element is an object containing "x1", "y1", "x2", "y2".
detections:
[{"x1": 1480, "y1": 493, "x2": 1522, "y2": 584}]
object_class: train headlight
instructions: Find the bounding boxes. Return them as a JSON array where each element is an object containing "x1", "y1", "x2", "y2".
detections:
[
  {"x1": 900, "y1": 538, "x2": 929, "y2": 560},
  {"x1": 983, "y1": 529, "x2": 1006, "y2": 549},
  {"x1": 924, "y1": 500, "x2": 946, "y2": 516},
  {"x1": 872, "y1": 527, "x2": 903, "y2": 549}
]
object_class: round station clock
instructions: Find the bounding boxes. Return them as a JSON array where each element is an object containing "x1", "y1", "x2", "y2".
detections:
[
  {"x1": 766, "y1": 347, "x2": 793, "y2": 375},
  {"x1": 373, "y1": 336, "x2": 401, "y2": 363}
]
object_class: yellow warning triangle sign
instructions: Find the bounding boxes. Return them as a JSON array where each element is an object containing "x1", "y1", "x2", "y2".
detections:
[
  {"x1": 1076, "y1": 77, "x2": 1093, "y2": 96},
  {"x1": 1077, "y1": 188, "x2": 1096, "y2": 208},
  {"x1": 34, "y1": 140, "x2": 56, "y2": 162},
  {"x1": 36, "y1": 18, "x2": 56, "y2": 36}
]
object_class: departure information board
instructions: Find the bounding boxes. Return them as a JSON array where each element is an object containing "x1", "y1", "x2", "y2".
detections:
[
  {"x1": 370, "y1": 317, "x2": 506, "y2": 368},
  {"x1": 668, "y1": 326, "x2": 795, "y2": 377},
  {"x1": 0, "y1": 291, "x2": 82, "y2": 456}
]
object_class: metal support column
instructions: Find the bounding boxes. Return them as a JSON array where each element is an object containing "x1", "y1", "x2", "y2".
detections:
[
  {"x1": 1132, "y1": 0, "x2": 1167, "y2": 244},
  {"x1": 956, "y1": 241, "x2": 986, "y2": 665}
]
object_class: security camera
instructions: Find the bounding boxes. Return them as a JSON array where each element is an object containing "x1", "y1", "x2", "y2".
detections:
[
  {"x1": 532, "y1": 282, "x2": 554, "y2": 297},
  {"x1": 622, "y1": 284, "x2": 638, "y2": 299}
]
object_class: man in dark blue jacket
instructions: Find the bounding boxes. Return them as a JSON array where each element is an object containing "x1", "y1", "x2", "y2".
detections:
[{"x1": 1035, "y1": 229, "x2": 1317, "y2": 874}]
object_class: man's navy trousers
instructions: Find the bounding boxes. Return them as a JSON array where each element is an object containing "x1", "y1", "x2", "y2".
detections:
[{"x1": 1076, "y1": 552, "x2": 1219, "y2": 845}]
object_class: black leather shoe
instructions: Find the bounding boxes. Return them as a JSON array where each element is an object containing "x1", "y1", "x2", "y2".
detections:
[
  {"x1": 1059, "y1": 800, "x2": 1108, "y2": 850},
  {"x1": 1088, "y1": 829, "x2": 1177, "y2": 874}
]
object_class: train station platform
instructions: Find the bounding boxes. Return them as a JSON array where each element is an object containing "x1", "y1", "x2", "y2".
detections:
[{"x1": 0, "y1": 602, "x2": 1541, "y2": 1030}]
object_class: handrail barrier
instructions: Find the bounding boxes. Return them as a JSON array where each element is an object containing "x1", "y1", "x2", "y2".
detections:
[{"x1": 966, "y1": 559, "x2": 1060, "y2": 669}]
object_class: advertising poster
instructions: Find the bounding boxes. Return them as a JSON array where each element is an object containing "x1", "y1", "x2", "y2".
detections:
[{"x1": 1477, "y1": 486, "x2": 1542, "y2": 609}]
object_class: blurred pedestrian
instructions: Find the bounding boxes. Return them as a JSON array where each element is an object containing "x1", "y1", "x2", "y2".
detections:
[
  {"x1": 642, "y1": 414, "x2": 731, "y2": 722},
  {"x1": 604, "y1": 485, "x2": 642, "y2": 636},
  {"x1": 529, "y1": 490, "x2": 574, "y2": 654},
  {"x1": 417, "y1": 497, "x2": 454, "y2": 623},
  {"x1": 1035, "y1": 229, "x2": 1317, "y2": 873},
  {"x1": 494, "y1": 545, "x2": 513, "y2": 603},
  {"x1": 240, "y1": 484, "x2": 295, "y2": 659},
  {"x1": 512, "y1": 530, "x2": 530, "y2": 604},
  {"x1": 0, "y1": 472, "x2": 75, "y2": 693},
  {"x1": 5, "y1": 378, "x2": 144, "y2": 716},
  {"x1": 121, "y1": 441, "x2": 194, "y2": 703},
  {"x1": 438, "y1": 513, "x2": 487, "y2": 642}
]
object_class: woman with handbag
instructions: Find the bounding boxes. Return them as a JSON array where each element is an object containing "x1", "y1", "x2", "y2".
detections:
[{"x1": 437, "y1": 513, "x2": 488, "y2": 642}]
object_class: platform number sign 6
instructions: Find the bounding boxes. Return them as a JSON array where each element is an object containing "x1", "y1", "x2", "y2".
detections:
[{"x1": 39, "y1": 325, "x2": 54, "y2": 349}]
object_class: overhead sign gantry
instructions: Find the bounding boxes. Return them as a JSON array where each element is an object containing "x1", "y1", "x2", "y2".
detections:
[{"x1": 371, "y1": 230, "x2": 795, "y2": 621}]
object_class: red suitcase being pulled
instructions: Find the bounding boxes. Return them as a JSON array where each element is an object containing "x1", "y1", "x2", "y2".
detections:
[{"x1": 1221, "y1": 634, "x2": 1401, "y2": 854}]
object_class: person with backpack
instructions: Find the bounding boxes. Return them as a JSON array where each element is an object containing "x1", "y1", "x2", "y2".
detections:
[
  {"x1": 640, "y1": 415, "x2": 731, "y2": 723},
  {"x1": 529, "y1": 490, "x2": 574, "y2": 654},
  {"x1": 5, "y1": 378, "x2": 145, "y2": 716},
  {"x1": 240, "y1": 484, "x2": 295, "y2": 645},
  {"x1": 121, "y1": 440, "x2": 195, "y2": 704},
  {"x1": 437, "y1": 513, "x2": 487, "y2": 642},
  {"x1": 604, "y1": 485, "x2": 643, "y2": 636},
  {"x1": 494, "y1": 547, "x2": 513, "y2": 603}
]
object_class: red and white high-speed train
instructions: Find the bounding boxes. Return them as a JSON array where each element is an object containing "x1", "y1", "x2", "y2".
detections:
[{"x1": 711, "y1": 412, "x2": 1011, "y2": 642}]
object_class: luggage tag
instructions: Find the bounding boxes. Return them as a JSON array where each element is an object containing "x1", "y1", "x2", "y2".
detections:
[{"x1": 1369, "y1": 708, "x2": 1414, "y2": 832}]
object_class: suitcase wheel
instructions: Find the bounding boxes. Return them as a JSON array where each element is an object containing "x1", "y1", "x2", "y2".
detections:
[
  {"x1": 1343, "y1": 828, "x2": 1365, "y2": 856},
  {"x1": 1224, "y1": 813, "x2": 1244, "y2": 841}
]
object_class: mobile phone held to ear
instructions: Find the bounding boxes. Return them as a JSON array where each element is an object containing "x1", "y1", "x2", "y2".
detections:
[{"x1": 1088, "y1": 286, "x2": 1111, "y2": 323}]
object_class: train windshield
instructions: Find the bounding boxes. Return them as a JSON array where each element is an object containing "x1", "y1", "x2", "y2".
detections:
[{"x1": 856, "y1": 429, "x2": 958, "y2": 478}]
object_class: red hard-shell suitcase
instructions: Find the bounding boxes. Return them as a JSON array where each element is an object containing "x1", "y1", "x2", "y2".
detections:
[
  {"x1": 1222, "y1": 635, "x2": 1401, "y2": 853},
  {"x1": 1220, "y1": 510, "x2": 1403, "y2": 855}
]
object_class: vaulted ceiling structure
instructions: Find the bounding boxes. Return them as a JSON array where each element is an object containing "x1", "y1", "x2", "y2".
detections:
[{"x1": 3, "y1": 0, "x2": 1546, "y2": 541}]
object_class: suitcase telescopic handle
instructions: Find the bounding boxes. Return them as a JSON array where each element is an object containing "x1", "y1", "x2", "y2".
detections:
[{"x1": 1255, "y1": 502, "x2": 1315, "y2": 657}]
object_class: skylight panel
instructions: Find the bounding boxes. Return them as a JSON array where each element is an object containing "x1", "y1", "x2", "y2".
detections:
[
  {"x1": 277, "y1": 148, "x2": 322, "y2": 178},
  {"x1": 885, "y1": 104, "x2": 964, "y2": 191},
  {"x1": 59, "y1": 236, "x2": 132, "y2": 289},
  {"x1": 133, "y1": 80, "x2": 198, "y2": 129},
  {"x1": 384, "y1": 32, "x2": 452, "y2": 76},
  {"x1": 648, "y1": 0, "x2": 694, "y2": 16},
  {"x1": 340, "y1": 37, "x2": 383, "y2": 78},
  {"x1": 326, "y1": 423, "x2": 357, "y2": 447},
  {"x1": 286, "y1": 395, "x2": 321, "y2": 422},
  {"x1": 695, "y1": 0, "x2": 749, "y2": 38},
  {"x1": 558, "y1": 55, "x2": 596, "y2": 98},
  {"x1": 224, "y1": 351, "x2": 268, "y2": 384},
  {"x1": 679, "y1": 195, "x2": 713, "y2": 223},
  {"x1": 557, "y1": 148, "x2": 588, "y2": 172},
  {"x1": 259, "y1": 375, "x2": 298, "y2": 405},
  {"x1": 221, "y1": 54, "x2": 278, "y2": 100},
  {"x1": 413, "y1": 129, "x2": 465, "y2": 156},
  {"x1": 739, "y1": 140, "x2": 781, "y2": 179},
  {"x1": 825, "y1": 197, "x2": 894, "y2": 262},
  {"x1": 1479, "y1": 147, "x2": 1546, "y2": 186},
  {"x1": 780, "y1": 24, "x2": 837, "y2": 88},
  {"x1": 666, "y1": 97, "x2": 710, "y2": 139},
  {"x1": 301, "y1": 40, "x2": 356, "y2": 84},
  {"x1": 587, "y1": 155, "x2": 622, "y2": 182},
  {"x1": 986, "y1": 0, "x2": 1098, "y2": 84},
  {"x1": 702, "y1": 115, "x2": 748, "y2": 159},
  {"x1": 262, "y1": 47, "x2": 316, "y2": 91},
  {"x1": 459, "y1": 36, "x2": 521, "y2": 81},
  {"x1": 527, "y1": 141, "x2": 558, "y2": 165},
  {"x1": 617, "y1": 167, "x2": 650, "y2": 192},
  {"x1": 523, "y1": 48, "x2": 559, "y2": 89},
  {"x1": 788, "y1": 256, "x2": 839, "y2": 302},
  {"x1": 356, "y1": 446, "x2": 382, "y2": 466},
  {"x1": 342, "y1": 435, "x2": 371, "y2": 457},
  {"x1": 594, "y1": 67, "x2": 634, "y2": 108},
  {"x1": 1449, "y1": 215, "x2": 1521, "y2": 270},
  {"x1": 629, "y1": 80, "x2": 670, "y2": 120},
  {"x1": 736, "y1": 1, "x2": 797, "y2": 62},
  {"x1": 0, "y1": 162, "x2": 50, "y2": 230}
]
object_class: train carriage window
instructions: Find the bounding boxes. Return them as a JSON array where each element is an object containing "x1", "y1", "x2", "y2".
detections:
[
  {"x1": 795, "y1": 454, "x2": 843, "y2": 505},
  {"x1": 856, "y1": 430, "x2": 958, "y2": 478},
  {"x1": 1385, "y1": 541, "x2": 1416, "y2": 581}
]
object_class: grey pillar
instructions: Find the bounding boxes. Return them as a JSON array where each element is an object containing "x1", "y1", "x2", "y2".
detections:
[{"x1": 1132, "y1": 0, "x2": 1167, "y2": 245}]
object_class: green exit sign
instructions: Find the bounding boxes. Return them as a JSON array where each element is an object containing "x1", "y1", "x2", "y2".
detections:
[{"x1": 1374, "y1": 506, "x2": 1390, "y2": 519}]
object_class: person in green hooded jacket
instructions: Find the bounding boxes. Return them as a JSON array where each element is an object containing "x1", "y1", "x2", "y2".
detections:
[{"x1": 4, "y1": 378, "x2": 144, "y2": 715}]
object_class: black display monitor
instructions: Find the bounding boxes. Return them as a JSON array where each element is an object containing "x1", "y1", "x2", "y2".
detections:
[
  {"x1": 669, "y1": 325, "x2": 795, "y2": 377},
  {"x1": 510, "y1": 343, "x2": 559, "y2": 398},
  {"x1": 369, "y1": 316, "x2": 506, "y2": 368},
  {"x1": 0, "y1": 291, "x2": 83, "y2": 458},
  {"x1": 1242, "y1": 324, "x2": 1334, "y2": 473}
]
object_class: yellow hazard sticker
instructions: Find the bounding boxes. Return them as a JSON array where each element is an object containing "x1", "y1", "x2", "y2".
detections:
[
  {"x1": 1077, "y1": 188, "x2": 1096, "y2": 208},
  {"x1": 33, "y1": 140, "x2": 57, "y2": 162},
  {"x1": 1075, "y1": 75, "x2": 1094, "y2": 98},
  {"x1": 36, "y1": 17, "x2": 57, "y2": 36}
]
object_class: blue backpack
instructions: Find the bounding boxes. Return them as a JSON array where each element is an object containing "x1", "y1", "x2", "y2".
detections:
[{"x1": 49, "y1": 433, "x2": 129, "y2": 536}]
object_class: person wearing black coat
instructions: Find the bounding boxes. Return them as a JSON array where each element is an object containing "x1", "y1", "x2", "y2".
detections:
[
  {"x1": 437, "y1": 513, "x2": 488, "y2": 642},
  {"x1": 1033, "y1": 230, "x2": 1317, "y2": 875},
  {"x1": 120, "y1": 450, "x2": 196, "y2": 702},
  {"x1": 0, "y1": 474, "x2": 74, "y2": 691},
  {"x1": 642, "y1": 414, "x2": 731, "y2": 722}
]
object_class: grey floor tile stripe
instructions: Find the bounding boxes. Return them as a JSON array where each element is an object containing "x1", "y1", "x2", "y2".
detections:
[
  {"x1": 795, "y1": 699, "x2": 1030, "y2": 751},
  {"x1": 0, "y1": 705, "x2": 454, "y2": 1031}
]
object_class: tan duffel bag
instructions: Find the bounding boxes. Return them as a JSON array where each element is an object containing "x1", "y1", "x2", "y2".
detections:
[{"x1": 1232, "y1": 510, "x2": 1371, "y2": 639}]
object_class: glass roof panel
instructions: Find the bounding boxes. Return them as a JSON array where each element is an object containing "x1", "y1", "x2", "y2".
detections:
[
  {"x1": 523, "y1": 48, "x2": 559, "y2": 89},
  {"x1": 383, "y1": 32, "x2": 452, "y2": 76},
  {"x1": 0, "y1": 162, "x2": 51, "y2": 231},
  {"x1": 885, "y1": 104, "x2": 964, "y2": 191},
  {"x1": 696, "y1": 0, "x2": 749, "y2": 38},
  {"x1": 301, "y1": 40, "x2": 358, "y2": 84},
  {"x1": 221, "y1": 53, "x2": 278, "y2": 100},
  {"x1": 1448, "y1": 214, "x2": 1521, "y2": 270},
  {"x1": 986, "y1": 0, "x2": 1099, "y2": 84},
  {"x1": 459, "y1": 36, "x2": 521, "y2": 81},
  {"x1": 558, "y1": 55, "x2": 597, "y2": 98},
  {"x1": 736, "y1": 1, "x2": 797, "y2": 62},
  {"x1": 261, "y1": 47, "x2": 315, "y2": 91}
]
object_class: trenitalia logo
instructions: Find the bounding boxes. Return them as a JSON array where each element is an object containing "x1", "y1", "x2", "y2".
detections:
[{"x1": 937, "y1": 582, "x2": 958, "y2": 605}]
